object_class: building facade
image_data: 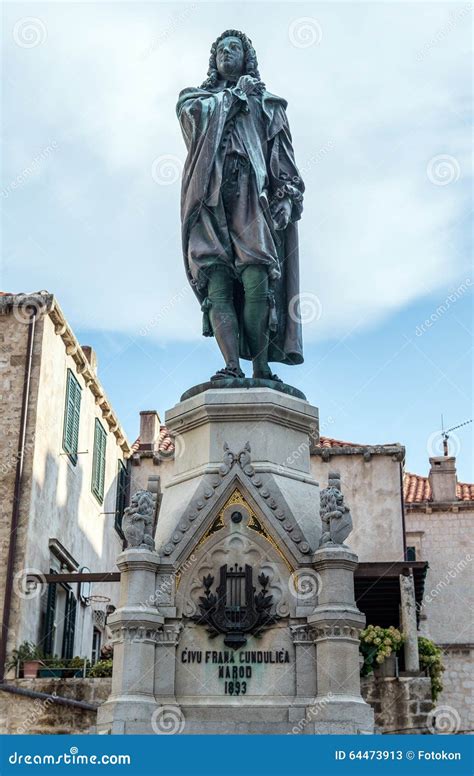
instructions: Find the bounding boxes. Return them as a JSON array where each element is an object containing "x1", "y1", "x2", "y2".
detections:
[
  {"x1": 0, "y1": 292, "x2": 130, "y2": 673},
  {"x1": 404, "y1": 458, "x2": 474, "y2": 733}
]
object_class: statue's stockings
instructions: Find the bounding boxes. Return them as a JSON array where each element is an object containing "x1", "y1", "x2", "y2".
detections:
[{"x1": 207, "y1": 265, "x2": 271, "y2": 378}]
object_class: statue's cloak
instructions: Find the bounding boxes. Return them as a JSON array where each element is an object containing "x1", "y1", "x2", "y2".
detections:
[{"x1": 177, "y1": 85, "x2": 304, "y2": 365}]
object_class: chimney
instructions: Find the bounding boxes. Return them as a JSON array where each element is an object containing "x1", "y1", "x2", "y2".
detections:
[
  {"x1": 429, "y1": 456, "x2": 457, "y2": 502},
  {"x1": 139, "y1": 411, "x2": 161, "y2": 451},
  {"x1": 81, "y1": 345, "x2": 98, "y2": 374}
]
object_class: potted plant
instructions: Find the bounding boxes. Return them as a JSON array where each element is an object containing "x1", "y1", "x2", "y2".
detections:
[
  {"x1": 66, "y1": 656, "x2": 91, "y2": 678},
  {"x1": 6, "y1": 641, "x2": 44, "y2": 678},
  {"x1": 38, "y1": 656, "x2": 65, "y2": 677},
  {"x1": 360, "y1": 625, "x2": 405, "y2": 677},
  {"x1": 88, "y1": 659, "x2": 113, "y2": 678}
]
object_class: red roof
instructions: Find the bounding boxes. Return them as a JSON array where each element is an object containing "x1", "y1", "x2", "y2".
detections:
[
  {"x1": 318, "y1": 436, "x2": 357, "y2": 448},
  {"x1": 132, "y1": 426, "x2": 174, "y2": 455},
  {"x1": 132, "y1": 428, "x2": 474, "y2": 502},
  {"x1": 403, "y1": 472, "x2": 474, "y2": 503}
]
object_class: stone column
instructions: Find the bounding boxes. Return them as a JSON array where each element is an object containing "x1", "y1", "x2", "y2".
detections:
[
  {"x1": 96, "y1": 548, "x2": 164, "y2": 734},
  {"x1": 154, "y1": 622, "x2": 183, "y2": 703},
  {"x1": 400, "y1": 571, "x2": 420, "y2": 672},
  {"x1": 291, "y1": 624, "x2": 317, "y2": 699},
  {"x1": 307, "y1": 545, "x2": 374, "y2": 734}
]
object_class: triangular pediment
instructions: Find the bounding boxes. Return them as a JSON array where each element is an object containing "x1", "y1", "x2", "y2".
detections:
[{"x1": 158, "y1": 442, "x2": 316, "y2": 569}]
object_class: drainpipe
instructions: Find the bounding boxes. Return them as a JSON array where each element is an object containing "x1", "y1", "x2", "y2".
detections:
[
  {"x1": 0, "y1": 682, "x2": 98, "y2": 711},
  {"x1": 0, "y1": 307, "x2": 37, "y2": 681},
  {"x1": 399, "y1": 461, "x2": 407, "y2": 560}
]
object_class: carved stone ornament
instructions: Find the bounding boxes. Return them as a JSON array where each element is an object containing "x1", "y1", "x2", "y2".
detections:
[
  {"x1": 192, "y1": 563, "x2": 279, "y2": 648},
  {"x1": 319, "y1": 471, "x2": 353, "y2": 547},
  {"x1": 162, "y1": 442, "x2": 311, "y2": 556},
  {"x1": 122, "y1": 490, "x2": 157, "y2": 550}
]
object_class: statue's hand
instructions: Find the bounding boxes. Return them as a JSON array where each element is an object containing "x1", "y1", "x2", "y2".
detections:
[
  {"x1": 271, "y1": 196, "x2": 292, "y2": 230},
  {"x1": 236, "y1": 75, "x2": 260, "y2": 95}
]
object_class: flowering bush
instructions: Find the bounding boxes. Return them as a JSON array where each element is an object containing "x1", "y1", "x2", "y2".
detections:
[
  {"x1": 360, "y1": 625, "x2": 404, "y2": 676},
  {"x1": 418, "y1": 636, "x2": 444, "y2": 701},
  {"x1": 88, "y1": 659, "x2": 113, "y2": 678}
]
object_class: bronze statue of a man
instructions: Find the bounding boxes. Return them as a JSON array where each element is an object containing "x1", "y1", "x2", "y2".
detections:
[{"x1": 177, "y1": 30, "x2": 304, "y2": 382}]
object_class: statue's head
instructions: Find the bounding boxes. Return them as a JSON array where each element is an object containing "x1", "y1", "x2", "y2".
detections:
[{"x1": 202, "y1": 29, "x2": 263, "y2": 90}]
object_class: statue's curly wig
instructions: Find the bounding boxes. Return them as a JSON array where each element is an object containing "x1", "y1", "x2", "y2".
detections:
[{"x1": 201, "y1": 29, "x2": 265, "y2": 93}]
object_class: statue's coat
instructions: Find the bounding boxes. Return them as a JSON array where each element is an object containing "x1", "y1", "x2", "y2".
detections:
[{"x1": 177, "y1": 85, "x2": 304, "y2": 365}]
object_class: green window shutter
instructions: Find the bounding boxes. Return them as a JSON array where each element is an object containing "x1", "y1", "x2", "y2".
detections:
[
  {"x1": 92, "y1": 419, "x2": 107, "y2": 503},
  {"x1": 63, "y1": 369, "x2": 81, "y2": 464},
  {"x1": 62, "y1": 591, "x2": 77, "y2": 660},
  {"x1": 42, "y1": 577, "x2": 57, "y2": 656},
  {"x1": 114, "y1": 460, "x2": 129, "y2": 536}
]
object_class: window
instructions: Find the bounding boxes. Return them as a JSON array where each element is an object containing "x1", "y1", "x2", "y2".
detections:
[
  {"x1": 41, "y1": 572, "x2": 77, "y2": 659},
  {"x1": 92, "y1": 419, "x2": 107, "y2": 503},
  {"x1": 63, "y1": 369, "x2": 81, "y2": 464},
  {"x1": 91, "y1": 629, "x2": 102, "y2": 664},
  {"x1": 115, "y1": 460, "x2": 129, "y2": 537},
  {"x1": 406, "y1": 546, "x2": 417, "y2": 561}
]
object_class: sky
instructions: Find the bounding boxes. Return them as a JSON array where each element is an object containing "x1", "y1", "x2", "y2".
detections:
[{"x1": 1, "y1": 1, "x2": 473, "y2": 480}]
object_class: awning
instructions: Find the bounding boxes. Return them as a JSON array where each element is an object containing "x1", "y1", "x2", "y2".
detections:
[{"x1": 354, "y1": 561, "x2": 428, "y2": 628}]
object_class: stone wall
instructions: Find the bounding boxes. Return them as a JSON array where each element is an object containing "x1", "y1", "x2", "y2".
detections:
[
  {"x1": 405, "y1": 505, "x2": 474, "y2": 732},
  {"x1": 0, "y1": 676, "x2": 433, "y2": 735},
  {"x1": 0, "y1": 679, "x2": 111, "y2": 734},
  {"x1": 361, "y1": 675, "x2": 434, "y2": 734},
  {"x1": 0, "y1": 303, "x2": 128, "y2": 666},
  {"x1": 0, "y1": 312, "x2": 44, "y2": 661},
  {"x1": 438, "y1": 645, "x2": 474, "y2": 733},
  {"x1": 311, "y1": 453, "x2": 405, "y2": 562}
]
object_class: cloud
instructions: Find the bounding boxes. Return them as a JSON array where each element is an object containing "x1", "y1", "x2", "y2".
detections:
[{"x1": 2, "y1": 2, "x2": 471, "y2": 343}]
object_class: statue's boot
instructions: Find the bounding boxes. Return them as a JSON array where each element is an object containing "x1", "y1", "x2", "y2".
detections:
[{"x1": 242, "y1": 266, "x2": 282, "y2": 382}]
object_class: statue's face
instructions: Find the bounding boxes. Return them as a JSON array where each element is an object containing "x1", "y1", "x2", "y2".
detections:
[{"x1": 216, "y1": 36, "x2": 244, "y2": 80}]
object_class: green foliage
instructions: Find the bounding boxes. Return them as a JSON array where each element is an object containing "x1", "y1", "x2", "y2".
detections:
[
  {"x1": 88, "y1": 659, "x2": 113, "y2": 678},
  {"x1": 6, "y1": 641, "x2": 44, "y2": 670},
  {"x1": 418, "y1": 636, "x2": 445, "y2": 701},
  {"x1": 68, "y1": 656, "x2": 91, "y2": 670},
  {"x1": 359, "y1": 625, "x2": 405, "y2": 676}
]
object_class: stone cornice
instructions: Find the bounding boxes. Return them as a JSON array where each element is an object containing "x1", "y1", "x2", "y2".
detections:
[
  {"x1": 0, "y1": 292, "x2": 130, "y2": 455},
  {"x1": 405, "y1": 501, "x2": 474, "y2": 514},
  {"x1": 313, "y1": 444, "x2": 405, "y2": 463}
]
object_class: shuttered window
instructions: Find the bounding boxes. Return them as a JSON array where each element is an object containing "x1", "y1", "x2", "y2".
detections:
[
  {"x1": 62, "y1": 370, "x2": 81, "y2": 464},
  {"x1": 62, "y1": 591, "x2": 77, "y2": 660},
  {"x1": 114, "y1": 460, "x2": 128, "y2": 537},
  {"x1": 91, "y1": 419, "x2": 107, "y2": 503}
]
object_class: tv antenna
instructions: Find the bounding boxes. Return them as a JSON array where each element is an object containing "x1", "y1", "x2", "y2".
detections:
[{"x1": 440, "y1": 415, "x2": 472, "y2": 456}]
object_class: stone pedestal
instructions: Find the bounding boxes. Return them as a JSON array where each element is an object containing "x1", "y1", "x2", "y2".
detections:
[
  {"x1": 96, "y1": 549, "x2": 165, "y2": 734},
  {"x1": 307, "y1": 546, "x2": 374, "y2": 733},
  {"x1": 98, "y1": 387, "x2": 373, "y2": 735}
]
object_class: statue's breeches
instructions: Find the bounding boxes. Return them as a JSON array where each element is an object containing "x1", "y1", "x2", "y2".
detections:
[{"x1": 187, "y1": 154, "x2": 280, "y2": 290}]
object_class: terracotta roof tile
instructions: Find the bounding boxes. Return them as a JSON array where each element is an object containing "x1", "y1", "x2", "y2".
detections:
[
  {"x1": 403, "y1": 472, "x2": 474, "y2": 503},
  {"x1": 132, "y1": 426, "x2": 174, "y2": 455},
  {"x1": 318, "y1": 436, "x2": 357, "y2": 448}
]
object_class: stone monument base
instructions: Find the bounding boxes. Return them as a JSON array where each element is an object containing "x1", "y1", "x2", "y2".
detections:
[{"x1": 96, "y1": 387, "x2": 374, "y2": 735}]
